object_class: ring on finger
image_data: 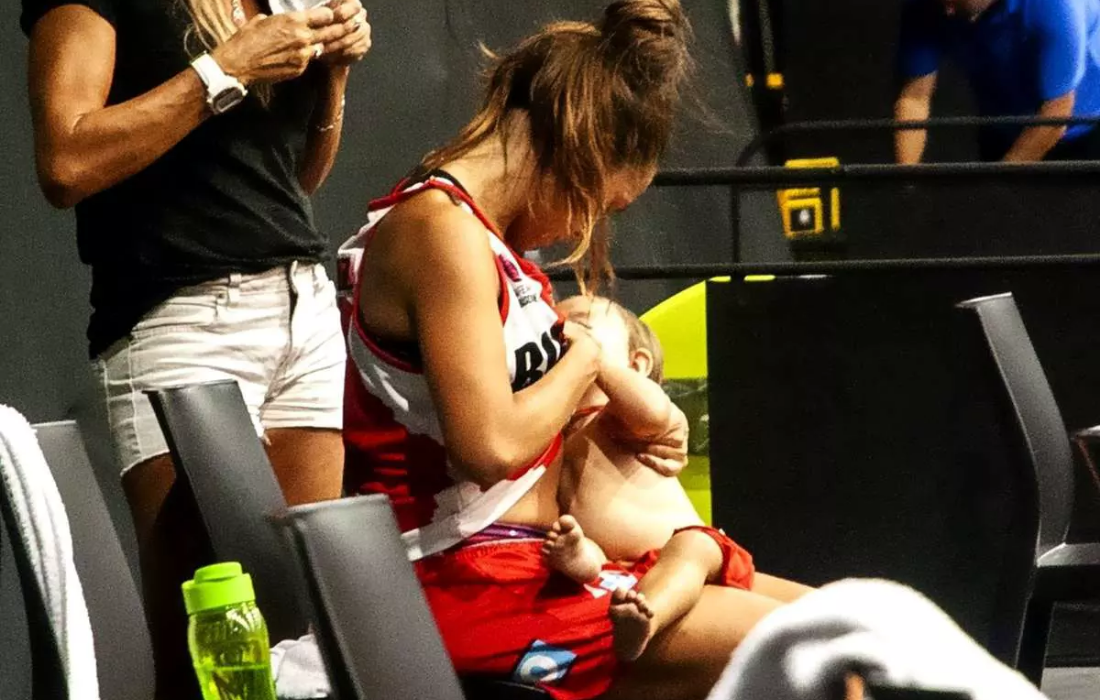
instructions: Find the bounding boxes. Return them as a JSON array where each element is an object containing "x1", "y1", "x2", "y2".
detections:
[{"x1": 312, "y1": 44, "x2": 323, "y2": 59}]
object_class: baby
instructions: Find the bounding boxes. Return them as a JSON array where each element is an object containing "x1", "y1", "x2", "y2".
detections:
[{"x1": 545, "y1": 295, "x2": 713, "y2": 656}]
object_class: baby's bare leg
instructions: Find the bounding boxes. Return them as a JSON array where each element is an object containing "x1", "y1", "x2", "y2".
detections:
[
  {"x1": 611, "y1": 529, "x2": 725, "y2": 662},
  {"x1": 542, "y1": 515, "x2": 608, "y2": 583}
]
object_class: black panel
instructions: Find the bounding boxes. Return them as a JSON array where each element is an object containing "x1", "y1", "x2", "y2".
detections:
[{"x1": 707, "y1": 264, "x2": 1100, "y2": 664}]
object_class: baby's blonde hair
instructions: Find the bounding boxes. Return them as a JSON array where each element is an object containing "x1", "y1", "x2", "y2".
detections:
[{"x1": 584, "y1": 297, "x2": 664, "y2": 384}]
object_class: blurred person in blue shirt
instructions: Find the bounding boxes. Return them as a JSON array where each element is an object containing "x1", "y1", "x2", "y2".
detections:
[{"x1": 895, "y1": 0, "x2": 1100, "y2": 162}]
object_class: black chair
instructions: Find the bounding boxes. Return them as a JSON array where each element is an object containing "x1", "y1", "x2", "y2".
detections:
[
  {"x1": 35, "y1": 421, "x2": 155, "y2": 700},
  {"x1": 275, "y1": 495, "x2": 551, "y2": 700},
  {"x1": 150, "y1": 380, "x2": 549, "y2": 699},
  {"x1": 0, "y1": 420, "x2": 155, "y2": 700},
  {"x1": 958, "y1": 293, "x2": 1100, "y2": 685},
  {"x1": 145, "y1": 380, "x2": 310, "y2": 644}
]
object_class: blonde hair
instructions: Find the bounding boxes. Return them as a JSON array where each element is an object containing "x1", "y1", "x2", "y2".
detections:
[
  {"x1": 182, "y1": 0, "x2": 237, "y2": 53},
  {"x1": 609, "y1": 300, "x2": 664, "y2": 384},
  {"x1": 420, "y1": 0, "x2": 692, "y2": 294},
  {"x1": 181, "y1": 0, "x2": 274, "y2": 103}
]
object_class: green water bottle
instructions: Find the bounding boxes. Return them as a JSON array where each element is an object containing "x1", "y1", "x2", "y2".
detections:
[{"x1": 182, "y1": 562, "x2": 277, "y2": 700}]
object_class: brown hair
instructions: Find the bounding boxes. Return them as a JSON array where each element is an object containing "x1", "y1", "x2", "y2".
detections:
[{"x1": 421, "y1": 0, "x2": 693, "y2": 292}]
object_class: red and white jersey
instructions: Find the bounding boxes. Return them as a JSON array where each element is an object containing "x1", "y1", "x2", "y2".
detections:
[{"x1": 341, "y1": 173, "x2": 565, "y2": 561}]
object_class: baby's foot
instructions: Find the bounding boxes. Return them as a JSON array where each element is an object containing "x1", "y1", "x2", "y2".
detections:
[
  {"x1": 609, "y1": 587, "x2": 656, "y2": 662},
  {"x1": 542, "y1": 515, "x2": 603, "y2": 583}
]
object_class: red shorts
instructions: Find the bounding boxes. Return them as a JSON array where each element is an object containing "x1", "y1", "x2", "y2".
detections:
[{"x1": 415, "y1": 526, "x2": 754, "y2": 700}]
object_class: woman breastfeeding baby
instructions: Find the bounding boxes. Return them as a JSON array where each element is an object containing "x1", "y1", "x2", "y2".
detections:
[{"x1": 342, "y1": 2, "x2": 813, "y2": 698}]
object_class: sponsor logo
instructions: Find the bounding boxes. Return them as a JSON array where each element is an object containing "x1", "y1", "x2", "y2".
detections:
[{"x1": 512, "y1": 640, "x2": 577, "y2": 685}]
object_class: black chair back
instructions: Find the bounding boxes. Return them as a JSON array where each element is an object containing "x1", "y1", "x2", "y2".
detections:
[
  {"x1": 274, "y1": 495, "x2": 466, "y2": 700},
  {"x1": 146, "y1": 380, "x2": 309, "y2": 643},
  {"x1": 956, "y1": 294, "x2": 1075, "y2": 558},
  {"x1": 35, "y1": 421, "x2": 154, "y2": 700}
]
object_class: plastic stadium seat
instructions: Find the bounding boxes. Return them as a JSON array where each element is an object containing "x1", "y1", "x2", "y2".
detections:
[{"x1": 641, "y1": 281, "x2": 720, "y2": 524}]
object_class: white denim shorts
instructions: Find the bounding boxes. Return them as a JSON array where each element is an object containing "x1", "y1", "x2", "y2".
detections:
[{"x1": 91, "y1": 261, "x2": 346, "y2": 475}]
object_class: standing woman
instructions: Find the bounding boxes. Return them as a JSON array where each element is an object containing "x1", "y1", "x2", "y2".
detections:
[{"x1": 22, "y1": 0, "x2": 370, "y2": 696}]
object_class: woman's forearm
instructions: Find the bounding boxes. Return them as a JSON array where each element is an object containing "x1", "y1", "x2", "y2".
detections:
[
  {"x1": 32, "y1": 67, "x2": 210, "y2": 208},
  {"x1": 447, "y1": 345, "x2": 598, "y2": 487},
  {"x1": 298, "y1": 65, "x2": 349, "y2": 194}
]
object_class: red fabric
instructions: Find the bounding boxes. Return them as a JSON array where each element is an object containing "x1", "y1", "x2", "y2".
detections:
[
  {"x1": 670, "y1": 526, "x2": 756, "y2": 590},
  {"x1": 416, "y1": 526, "x2": 755, "y2": 699},
  {"x1": 342, "y1": 367, "x2": 453, "y2": 532},
  {"x1": 417, "y1": 541, "x2": 650, "y2": 700}
]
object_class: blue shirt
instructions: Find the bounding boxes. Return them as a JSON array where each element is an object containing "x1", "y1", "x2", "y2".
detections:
[{"x1": 899, "y1": 0, "x2": 1100, "y2": 141}]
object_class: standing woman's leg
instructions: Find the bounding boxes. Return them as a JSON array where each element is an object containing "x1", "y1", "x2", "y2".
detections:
[
  {"x1": 105, "y1": 264, "x2": 345, "y2": 699},
  {"x1": 259, "y1": 262, "x2": 347, "y2": 504},
  {"x1": 122, "y1": 456, "x2": 211, "y2": 700},
  {"x1": 95, "y1": 286, "x2": 239, "y2": 700}
]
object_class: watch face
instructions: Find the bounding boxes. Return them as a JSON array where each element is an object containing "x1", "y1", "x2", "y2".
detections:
[{"x1": 211, "y1": 87, "x2": 245, "y2": 114}]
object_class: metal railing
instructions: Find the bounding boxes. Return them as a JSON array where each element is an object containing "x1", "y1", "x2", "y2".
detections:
[
  {"x1": 545, "y1": 253, "x2": 1100, "y2": 283},
  {"x1": 734, "y1": 114, "x2": 1100, "y2": 166},
  {"x1": 632, "y1": 114, "x2": 1100, "y2": 264}
]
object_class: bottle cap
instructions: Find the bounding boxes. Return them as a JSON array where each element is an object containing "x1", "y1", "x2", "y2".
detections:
[{"x1": 182, "y1": 562, "x2": 256, "y2": 615}]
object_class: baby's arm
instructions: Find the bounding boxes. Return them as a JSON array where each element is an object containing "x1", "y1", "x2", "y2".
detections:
[{"x1": 597, "y1": 364, "x2": 674, "y2": 442}]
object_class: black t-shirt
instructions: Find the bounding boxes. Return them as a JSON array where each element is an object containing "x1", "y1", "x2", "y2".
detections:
[{"x1": 21, "y1": 0, "x2": 328, "y2": 357}]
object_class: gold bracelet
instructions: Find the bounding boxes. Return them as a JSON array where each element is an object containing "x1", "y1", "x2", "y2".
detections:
[{"x1": 314, "y1": 97, "x2": 346, "y2": 133}]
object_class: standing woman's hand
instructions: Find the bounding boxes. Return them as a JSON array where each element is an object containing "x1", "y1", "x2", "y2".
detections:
[
  {"x1": 319, "y1": 0, "x2": 372, "y2": 66},
  {"x1": 210, "y1": 6, "x2": 348, "y2": 85}
]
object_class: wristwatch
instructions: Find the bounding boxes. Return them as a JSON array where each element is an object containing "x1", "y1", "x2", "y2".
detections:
[{"x1": 191, "y1": 53, "x2": 248, "y2": 115}]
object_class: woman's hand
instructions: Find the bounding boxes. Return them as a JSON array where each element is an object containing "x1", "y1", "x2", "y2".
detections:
[
  {"x1": 210, "y1": 7, "x2": 346, "y2": 85},
  {"x1": 320, "y1": 0, "x2": 372, "y2": 66},
  {"x1": 561, "y1": 320, "x2": 603, "y2": 376}
]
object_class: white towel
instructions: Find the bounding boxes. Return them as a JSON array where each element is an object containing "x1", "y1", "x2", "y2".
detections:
[
  {"x1": 271, "y1": 634, "x2": 331, "y2": 699},
  {"x1": 0, "y1": 406, "x2": 99, "y2": 700},
  {"x1": 707, "y1": 579, "x2": 1047, "y2": 700}
]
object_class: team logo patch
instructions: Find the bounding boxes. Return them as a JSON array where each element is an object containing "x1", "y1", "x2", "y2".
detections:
[
  {"x1": 512, "y1": 640, "x2": 578, "y2": 685},
  {"x1": 583, "y1": 570, "x2": 639, "y2": 599}
]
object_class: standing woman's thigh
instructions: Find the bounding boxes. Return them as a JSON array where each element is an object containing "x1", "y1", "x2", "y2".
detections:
[
  {"x1": 260, "y1": 262, "x2": 346, "y2": 504},
  {"x1": 602, "y1": 585, "x2": 783, "y2": 700}
]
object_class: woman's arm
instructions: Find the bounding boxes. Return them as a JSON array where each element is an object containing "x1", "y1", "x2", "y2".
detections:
[
  {"x1": 1003, "y1": 92, "x2": 1075, "y2": 162},
  {"x1": 298, "y1": 0, "x2": 371, "y2": 193},
  {"x1": 27, "y1": 5, "x2": 344, "y2": 208},
  {"x1": 894, "y1": 73, "x2": 936, "y2": 165},
  {"x1": 389, "y1": 204, "x2": 601, "y2": 488}
]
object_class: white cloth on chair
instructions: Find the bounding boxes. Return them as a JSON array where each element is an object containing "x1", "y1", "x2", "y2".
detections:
[
  {"x1": 271, "y1": 634, "x2": 330, "y2": 699},
  {"x1": 707, "y1": 579, "x2": 1047, "y2": 700},
  {"x1": 0, "y1": 405, "x2": 100, "y2": 700}
]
